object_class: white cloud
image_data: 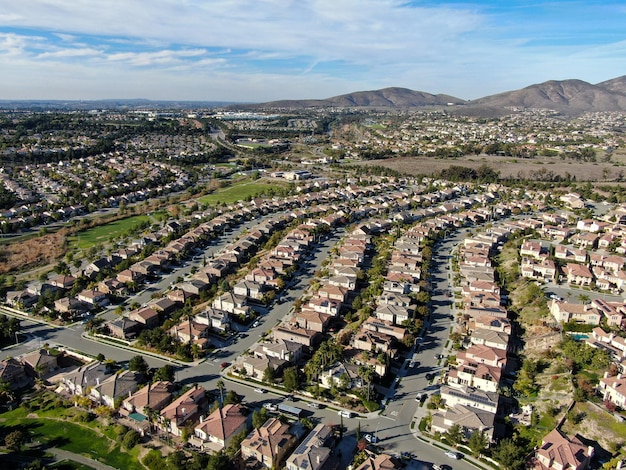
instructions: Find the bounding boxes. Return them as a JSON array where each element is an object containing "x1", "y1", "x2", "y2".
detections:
[
  {"x1": 37, "y1": 47, "x2": 103, "y2": 58},
  {"x1": 106, "y1": 49, "x2": 207, "y2": 67},
  {"x1": 0, "y1": 1, "x2": 624, "y2": 100}
]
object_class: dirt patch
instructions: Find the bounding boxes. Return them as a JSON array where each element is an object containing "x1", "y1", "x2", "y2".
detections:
[
  {"x1": 359, "y1": 155, "x2": 623, "y2": 181},
  {"x1": 0, "y1": 229, "x2": 68, "y2": 274}
]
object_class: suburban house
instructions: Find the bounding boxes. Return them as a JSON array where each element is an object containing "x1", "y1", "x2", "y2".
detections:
[
  {"x1": 549, "y1": 301, "x2": 602, "y2": 325},
  {"x1": 62, "y1": 362, "x2": 113, "y2": 396},
  {"x1": 241, "y1": 417, "x2": 298, "y2": 469},
  {"x1": 169, "y1": 320, "x2": 210, "y2": 349},
  {"x1": 533, "y1": 429, "x2": 593, "y2": 470},
  {"x1": 159, "y1": 385, "x2": 208, "y2": 437},
  {"x1": 431, "y1": 403, "x2": 496, "y2": 442},
  {"x1": 440, "y1": 385, "x2": 500, "y2": 414},
  {"x1": 21, "y1": 349, "x2": 59, "y2": 378},
  {"x1": 121, "y1": 381, "x2": 175, "y2": 416},
  {"x1": 597, "y1": 373, "x2": 626, "y2": 408},
  {"x1": 192, "y1": 403, "x2": 249, "y2": 452},
  {"x1": 0, "y1": 358, "x2": 31, "y2": 390},
  {"x1": 89, "y1": 370, "x2": 143, "y2": 408},
  {"x1": 128, "y1": 307, "x2": 161, "y2": 329},
  {"x1": 285, "y1": 423, "x2": 333, "y2": 470},
  {"x1": 107, "y1": 317, "x2": 141, "y2": 340}
]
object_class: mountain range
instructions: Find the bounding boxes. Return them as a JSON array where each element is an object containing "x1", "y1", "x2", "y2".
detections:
[{"x1": 248, "y1": 76, "x2": 626, "y2": 115}]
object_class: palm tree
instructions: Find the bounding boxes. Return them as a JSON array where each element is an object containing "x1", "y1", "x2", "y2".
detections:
[
  {"x1": 216, "y1": 379, "x2": 225, "y2": 407},
  {"x1": 358, "y1": 365, "x2": 375, "y2": 401}
]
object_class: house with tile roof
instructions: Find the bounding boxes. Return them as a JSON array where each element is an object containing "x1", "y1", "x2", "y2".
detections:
[
  {"x1": 122, "y1": 381, "x2": 175, "y2": 417},
  {"x1": 533, "y1": 429, "x2": 593, "y2": 470},
  {"x1": 159, "y1": 385, "x2": 208, "y2": 437},
  {"x1": 353, "y1": 451, "x2": 403, "y2": 470},
  {"x1": 241, "y1": 417, "x2": 297, "y2": 468},
  {"x1": 192, "y1": 403, "x2": 249, "y2": 452}
]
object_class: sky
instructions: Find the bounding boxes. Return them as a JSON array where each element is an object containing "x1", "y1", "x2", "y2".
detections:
[{"x1": 0, "y1": 0, "x2": 625, "y2": 103}]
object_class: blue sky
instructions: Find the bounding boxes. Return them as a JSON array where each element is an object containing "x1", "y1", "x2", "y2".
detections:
[{"x1": 0, "y1": 0, "x2": 625, "y2": 102}]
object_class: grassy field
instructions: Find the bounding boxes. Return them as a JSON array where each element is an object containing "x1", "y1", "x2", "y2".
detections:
[
  {"x1": 198, "y1": 180, "x2": 284, "y2": 206},
  {"x1": 0, "y1": 396, "x2": 143, "y2": 470},
  {"x1": 69, "y1": 214, "x2": 151, "y2": 251}
]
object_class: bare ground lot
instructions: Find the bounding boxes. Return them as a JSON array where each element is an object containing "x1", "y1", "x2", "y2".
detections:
[{"x1": 358, "y1": 154, "x2": 626, "y2": 181}]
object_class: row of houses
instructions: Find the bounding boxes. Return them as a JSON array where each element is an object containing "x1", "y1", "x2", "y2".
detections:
[
  {"x1": 433, "y1": 223, "x2": 527, "y2": 442},
  {"x1": 520, "y1": 214, "x2": 626, "y2": 295}
]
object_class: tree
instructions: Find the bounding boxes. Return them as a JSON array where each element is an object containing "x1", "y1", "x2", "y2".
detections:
[
  {"x1": 216, "y1": 379, "x2": 225, "y2": 406},
  {"x1": 153, "y1": 364, "x2": 175, "y2": 382},
  {"x1": 358, "y1": 365, "x2": 375, "y2": 401},
  {"x1": 468, "y1": 430, "x2": 488, "y2": 457},
  {"x1": 283, "y1": 367, "x2": 299, "y2": 392},
  {"x1": 122, "y1": 429, "x2": 140, "y2": 449},
  {"x1": 129, "y1": 355, "x2": 148, "y2": 374},
  {"x1": 263, "y1": 366, "x2": 275, "y2": 383},
  {"x1": 491, "y1": 438, "x2": 528, "y2": 470},
  {"x1": 207, "y1": 451, "x2": 230, "y2": 470},
  {"x1": 4, "y1": 429, "x2": 26, "y2": 452},
  {"x1": 446, "y1": 424, "x2": 464, "y2": 447},
  {"x1": 224, "y1": 390, "x2": 241, "y2": 405},
  {"x1": 252, "y1": 408, "x2": 268, "y2": 429}
]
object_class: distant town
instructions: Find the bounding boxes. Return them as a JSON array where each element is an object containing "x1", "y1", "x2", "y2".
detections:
[{"x1": 1, "y1": 105, "x2": 626, "y2": 470}]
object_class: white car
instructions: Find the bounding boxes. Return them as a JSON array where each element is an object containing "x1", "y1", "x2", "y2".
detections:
[
  {"x1": 254, "y1": 388, "x2": 266, "y2": 394},
  {"x1": 307, "y1": 402, "x2": 320, "y2": 408},
  {"x1": 445, "y1": 451, "x2": 460, "y2": 460},
  {"x1": 252, "y1": 321, "x2": 260, "y2": 328},
  {"x1": 338, "y1": 410, "x2": 353, "y2": 418},
  {"x1": 364, "y1": 433, "x2": 379, "y2": 443},
  {"x1": 263, "y1": 403, "x2": 277, "y2": 411}
]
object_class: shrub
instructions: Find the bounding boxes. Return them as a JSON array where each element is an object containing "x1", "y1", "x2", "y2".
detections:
[{"x1": 122, "y1": 429, "x2": 140, "y2": 449}]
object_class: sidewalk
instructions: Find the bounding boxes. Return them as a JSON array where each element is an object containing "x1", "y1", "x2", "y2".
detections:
[{"x1": 49, "y1": 448, "x2": 120, "y2": 470}]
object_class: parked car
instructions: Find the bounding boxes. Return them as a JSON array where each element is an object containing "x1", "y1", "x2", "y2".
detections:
[
  {"x1": 338, "y1": 410, "x2": 353, "y2": 418},
  {"x1": 254, "y1": 388, "x2": 266, "y2": 394},
  {"x1": 445, "y1": 451, "x2": 461, "y2": 460},
  {"x1": 307, "y1": 402, "x2": 320, "y2": 408},
  {"x1": 263, "y1": 403, "x2": 278, "y2": 411},
  {"x1": 364, "y1": 433, "x2": 379, "y2": 443}
]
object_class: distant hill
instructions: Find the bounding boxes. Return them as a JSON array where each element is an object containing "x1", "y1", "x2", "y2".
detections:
[
  {"x1": 242, "y1": 75, "x2": 626, "y2": 115},
  {"x1": 245, "y1": 87, "x2": 466, "y2": 109},
  {"x1": 466, "y1": 77, "x2": 626, "y2": 114}
]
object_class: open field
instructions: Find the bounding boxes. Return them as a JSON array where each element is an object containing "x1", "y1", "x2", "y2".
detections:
[
  {"x1": 68, "y1": 215, "x2": 151, "y2": 251},
  {"x1": 359, "y1": 154, "x2": 626, "y2": 181},
  {"x1": 198, "y1": 180, "x2": 284, "y2": 206}
]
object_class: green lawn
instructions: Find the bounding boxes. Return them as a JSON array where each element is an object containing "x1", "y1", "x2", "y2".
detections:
[
  {"x1": 198, "y1": 181, "x2": 283, "y2": 206},
  {"x1": 0, "y1": 398, "x2": 143, "y2": 470},
  {"x1": 69, "y1": 214, "x2": 151, "y2": 250}
]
